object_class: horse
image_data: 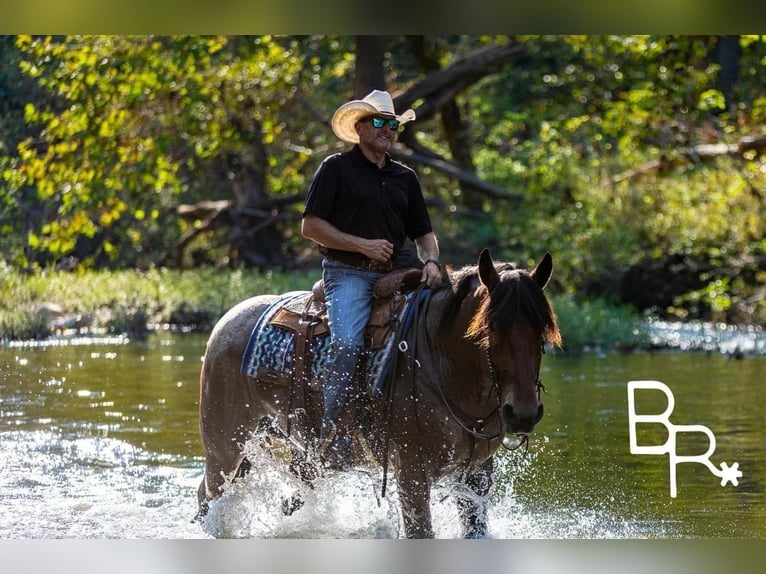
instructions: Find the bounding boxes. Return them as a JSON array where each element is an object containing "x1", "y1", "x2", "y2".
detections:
[{"x1": 196, "y1": 249, "x2": 561, "y2": 538}]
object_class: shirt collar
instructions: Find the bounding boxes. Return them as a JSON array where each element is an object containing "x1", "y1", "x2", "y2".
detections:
[{"x1": 351, "y1": 144, "x2": 392, "y2": 170}]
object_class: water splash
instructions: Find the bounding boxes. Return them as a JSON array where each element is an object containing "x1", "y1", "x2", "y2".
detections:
[
  {"x1": 0, "y1": 429, "x2": 672, "y2": 538},
  {"x1": 200, "y1": 443, "x2": 401, "y2": 539},
  {"x1": 198, "y1": 436, "x2": 664, "y2": 539}
]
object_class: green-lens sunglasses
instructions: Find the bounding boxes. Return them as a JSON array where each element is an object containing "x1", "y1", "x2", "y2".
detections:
[{"x1": 369, "y1": 116, "x2": 400, "y2": 130}]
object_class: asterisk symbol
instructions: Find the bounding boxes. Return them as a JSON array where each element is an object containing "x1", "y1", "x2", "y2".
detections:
[{"x1": 720, "y1": 462, "x2": 742, "y2": 487}]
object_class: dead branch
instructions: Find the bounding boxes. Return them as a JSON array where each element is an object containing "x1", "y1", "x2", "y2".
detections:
[
  {"x1": 391, "y1": 146, "x2": 523, "y2": 201},
  {"x1": 612, "y1": 134, "x2": 766, "y2": 184},
  {"x1": 395, "y1": 41, "x2": 525, "y2": 123},
  {"x1": 175, "y1": 201, "x2": 234, "y2": 268}
]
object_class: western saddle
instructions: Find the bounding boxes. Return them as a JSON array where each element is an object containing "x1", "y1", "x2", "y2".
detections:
[{"x1": 260, "y1": 267, "x2": 423, "y2": 440}]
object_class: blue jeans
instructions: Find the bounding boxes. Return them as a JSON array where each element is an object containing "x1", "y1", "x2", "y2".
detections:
[{"x1": 320, "y1": 257, "x2": 382, "y2": 442}]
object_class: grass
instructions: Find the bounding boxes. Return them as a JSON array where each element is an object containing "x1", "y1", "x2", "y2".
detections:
[
  {"x1": 1, "y1": 264, "x2": 648, "y2": 351},
  {"x1": 0, "y1": 264, "x2": 321, "y2": 342},
  {"x1": 550, "y1": 295, "x2": 650, "y2": 353}
]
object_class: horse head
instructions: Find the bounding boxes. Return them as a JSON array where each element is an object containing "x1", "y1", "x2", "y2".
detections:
[{"x1": 473, "y1": 249, "x2": 560, "y2": 441}]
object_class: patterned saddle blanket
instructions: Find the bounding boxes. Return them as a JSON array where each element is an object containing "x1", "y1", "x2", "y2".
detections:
[{"x1": 241, "y1": 288, "x2": 414, "y2": 395}]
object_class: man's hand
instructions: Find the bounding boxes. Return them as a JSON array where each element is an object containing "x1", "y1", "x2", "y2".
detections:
[
  {"x1": 359, "y1": 238, "x2": 394, "y2": 263},
  {"x1": 414, "y1": 232, "x2": 441, "y2": 287},
  {"x1": 422, "y1": 259, "x2": 441, "y2": 287}
]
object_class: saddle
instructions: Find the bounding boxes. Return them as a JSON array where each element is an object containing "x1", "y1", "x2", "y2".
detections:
[
  {"x1": 270, "y1": 267, "x2": 422, "y2": 350},
  {"x1": 261, "y1": 267, "x2": 423, "y2": 438}
]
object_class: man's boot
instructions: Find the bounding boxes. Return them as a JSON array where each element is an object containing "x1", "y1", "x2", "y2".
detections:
[
  {"x1": 318, "y1": 346, "x2": 360, "y2": 471},
  {"x1": 318, "y1": 420, "x2": 353, "y2": 471}
]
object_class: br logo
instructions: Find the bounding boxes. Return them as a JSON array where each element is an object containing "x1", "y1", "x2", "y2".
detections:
[{"x1": 627, "y1": 380, "x2": 742, "y2": 498}]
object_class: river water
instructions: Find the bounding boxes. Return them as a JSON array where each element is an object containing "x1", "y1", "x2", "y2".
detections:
[{"x1": 1, "y1": 329, "x2": 764, "y2": 539}]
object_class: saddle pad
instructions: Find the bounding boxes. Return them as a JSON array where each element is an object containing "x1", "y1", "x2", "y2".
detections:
[{"x1": 241, "y1": 291, "x2": 413, "y2": 391}]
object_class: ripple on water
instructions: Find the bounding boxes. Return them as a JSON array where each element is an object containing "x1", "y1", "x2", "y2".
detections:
[
  {"x1": 647, "y1": 319, "x2": 766, "y2": 355},
  {"x1": 0, "y1": 430, "x2": 205, "y2": 538}
]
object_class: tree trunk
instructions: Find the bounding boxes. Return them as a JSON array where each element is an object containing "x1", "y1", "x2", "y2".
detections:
[
  {"x1": 407, "y1": 35, "x2": 483, "y2": 211},
  {"x1": 713, "y1": 35, "x2": 742, "y2": 113},
  {"x1": 354, "y1": 36, "x2": 387, "y2": 97}
]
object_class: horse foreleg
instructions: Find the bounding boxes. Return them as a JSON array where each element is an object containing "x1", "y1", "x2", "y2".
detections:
[
  {"x1": 282, "y1": 442, "x2": 320, "y2": 516},
  {"x1": 195, "y1": 478, "x2": 210, "y2": 521},
  {"x1": 396, "y1": 459, "x2": 434, "y2": 538},
  {"x1": 456, "y1": 457, "x2": 494, "y2": 538}
]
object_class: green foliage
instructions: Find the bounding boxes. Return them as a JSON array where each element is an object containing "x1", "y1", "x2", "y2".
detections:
[
  {"x1": 2, "y1": 265, "x2": 646, "y2": 353},
  {"x1": 1, "y1": 35, "x2": 765, "y2": 325},
  {"x1": 0, "y1": 307, "x2": 52, "y2": 341},
  {"x1": 551, "y1": 294, "x2": 650, "y2": 352},
  {"x1": 459, "y1": 35, "x2": 766, "y2": 324},
  {"x1": 3, "y1": 35, "x2": 304, "y2": 269}
]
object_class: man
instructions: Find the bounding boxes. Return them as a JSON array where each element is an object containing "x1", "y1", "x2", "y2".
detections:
[{"x1": 302, "y1": 89, "x2": 441, "y2": 469}]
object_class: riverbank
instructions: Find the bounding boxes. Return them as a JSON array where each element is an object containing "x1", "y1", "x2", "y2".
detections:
[
  {"x1": 0, "y1": 266, "x2": 316, "y2": 342},
  {"x1": 2, "y1": 266, "x2": 763, "y2": 355}
]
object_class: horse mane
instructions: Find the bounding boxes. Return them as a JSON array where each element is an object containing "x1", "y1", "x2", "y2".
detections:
[{"x1": 437, "y1": 261, "x2": 561, "y2": 348}]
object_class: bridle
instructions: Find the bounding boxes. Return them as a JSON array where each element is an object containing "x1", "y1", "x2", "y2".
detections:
[
  {"x1": 429, "y1": 343, "x2": 547, "y2": 451},
  {"x1": 409, "y1": 286, "x2": 547, "y2": 448},
  {"x1": 379, "y1": 281, "x2": 547, "y2": 496}
]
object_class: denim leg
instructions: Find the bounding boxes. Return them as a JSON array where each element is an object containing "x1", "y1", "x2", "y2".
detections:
[{"x1": 320, "y1": 259, "x2": 380, "y2": 441}]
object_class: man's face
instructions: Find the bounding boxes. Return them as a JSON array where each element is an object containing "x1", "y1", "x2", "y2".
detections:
[{"x1": 356, "y1": 115, "x2": 399, "y2": 153}]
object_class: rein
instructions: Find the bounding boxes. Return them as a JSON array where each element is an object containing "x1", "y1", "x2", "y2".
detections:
[
  {"x1": 429, "y1": 347, "x2": 545, "y2": 452},
  {"x1": 432, "y1": 347, "x2": 503, "y2": 442},
  {"x1": 415, "y1": 297, "x2": 547, "y2": 453},
  {"x1": 380, "y1": 281, "x2": 429, "y2": 498},
  {"x1": 378, "y1": 280, "x2": 548, "y2": 497}
]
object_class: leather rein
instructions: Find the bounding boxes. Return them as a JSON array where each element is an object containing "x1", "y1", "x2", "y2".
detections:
[
  {"x1": 379, "y1": 281, "x2": 546, "y2": 497},
  {"x1": 406, "y1": 286, "x2": 546, "y2": 451}
]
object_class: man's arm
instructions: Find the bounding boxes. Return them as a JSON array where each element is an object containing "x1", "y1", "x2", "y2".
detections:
[
  {"x1": 414, "y1": 231, "x2": 441, "y2": 287},
  {"x1": 301, "y1": 213, "x2": 393, "y2": 263}
]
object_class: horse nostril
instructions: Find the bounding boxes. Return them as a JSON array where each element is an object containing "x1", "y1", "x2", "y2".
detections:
[
  {"x1": 502, "y1": 402, "x2": 544, "y2": 428},
  {"x1": 502, "y1": 403, "x2": 513, "y2": 422}
]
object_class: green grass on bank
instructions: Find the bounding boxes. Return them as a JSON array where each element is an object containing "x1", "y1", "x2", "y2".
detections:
[
  {"x1": 0, "y1": 265, "x2": 648, "y2": 351},
  {"x1": 0, "y1": 265, "x2": 321, "y2": 341},
  {"x1": 552, "y1": 295, "x2": 650, "y2": 352}
]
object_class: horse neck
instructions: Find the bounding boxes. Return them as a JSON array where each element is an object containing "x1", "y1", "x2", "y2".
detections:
[{"x1": 417, "y1": 293, "x2": 494, "y2": 405}]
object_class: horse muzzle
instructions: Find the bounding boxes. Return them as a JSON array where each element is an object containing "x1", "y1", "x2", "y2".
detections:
[{"x1": 501, "y1": 401, "x2": 544, "y2": 435}]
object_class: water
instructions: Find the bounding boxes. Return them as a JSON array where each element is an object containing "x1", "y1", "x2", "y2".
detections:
[
  {"x1": 1, "y1": 332, "x2": 764, "y2": 539},
  {"x1": 0, "y1": 334, "x2": 205, "y2": 539}
]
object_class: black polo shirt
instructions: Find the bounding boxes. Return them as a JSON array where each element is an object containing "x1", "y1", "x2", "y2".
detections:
[{"x1": 303, "y1": 145, "x2": 433, "y2": 265}]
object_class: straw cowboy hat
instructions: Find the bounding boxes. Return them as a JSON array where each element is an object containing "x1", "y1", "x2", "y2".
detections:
[{"x1": 331, "y1": 89, "x2": 416, "y2": 144}]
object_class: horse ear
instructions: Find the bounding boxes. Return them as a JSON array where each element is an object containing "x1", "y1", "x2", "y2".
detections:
[
  {"x1": 531, "y1": 252, "x2": 553, "y2": 290},
  {"x1": 478, "y1": 248, "x2": 500, "y2": 291}
]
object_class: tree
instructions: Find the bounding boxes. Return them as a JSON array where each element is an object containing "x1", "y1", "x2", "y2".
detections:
[
  {"x1": 3, "y1": 35, "x2": 303, "y2": 269},
  {"x1": 2, "y1": 35, "x2": 766, "y2": 323},
  {"x1": 177, "y1": 35, "x2": 529, "y2": 267}
]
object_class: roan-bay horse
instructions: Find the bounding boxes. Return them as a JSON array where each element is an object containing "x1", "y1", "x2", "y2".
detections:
[{"x1": 196, "y1": 249, "x2": 561, "y2": 538}]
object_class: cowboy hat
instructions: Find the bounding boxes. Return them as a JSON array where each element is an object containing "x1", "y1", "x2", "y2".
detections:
[{"x1": 331, "y1": 89, "x2": 416, "y2": 144}]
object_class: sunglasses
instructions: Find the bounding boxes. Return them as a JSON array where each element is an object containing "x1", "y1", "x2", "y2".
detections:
[{"x1": 367, "y1": 116, "x2": 400, "y2": 130}]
